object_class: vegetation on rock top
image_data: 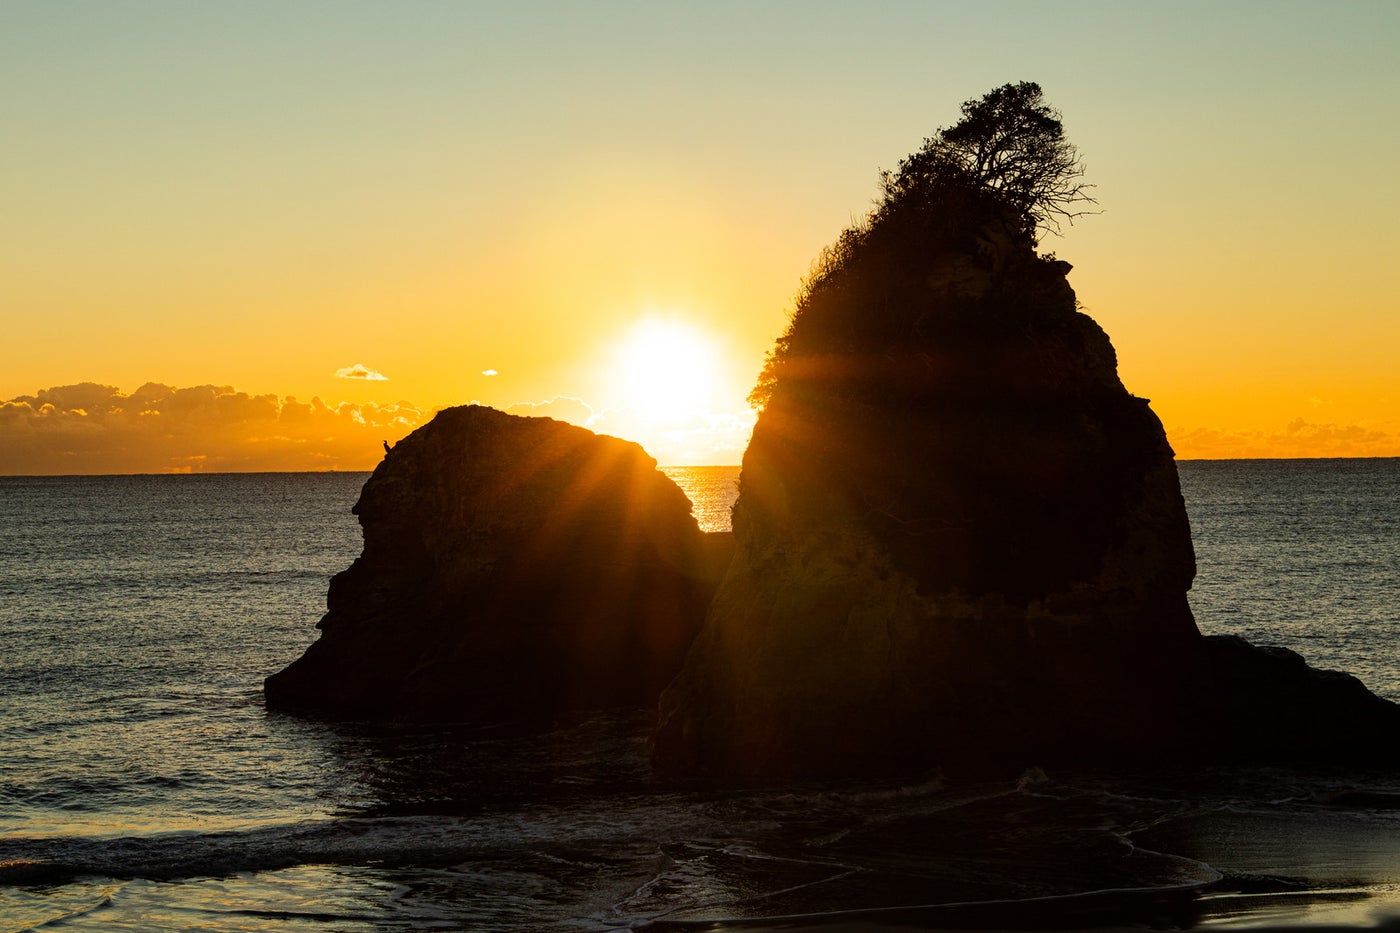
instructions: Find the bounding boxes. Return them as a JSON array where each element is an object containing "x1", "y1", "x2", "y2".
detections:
[{"x1": 751, "y1": 82, "x2": 1096, "y2": 409}]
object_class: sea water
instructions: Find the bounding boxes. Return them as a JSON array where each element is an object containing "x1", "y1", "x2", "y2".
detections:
[{"x1": 1, "y1": 461, "x2": 1399, "y2": 931}]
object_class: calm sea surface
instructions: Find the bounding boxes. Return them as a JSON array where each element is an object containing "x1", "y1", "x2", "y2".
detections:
[{"x1": 2, "y1": 460, "x2": 1399, "y2": 931}]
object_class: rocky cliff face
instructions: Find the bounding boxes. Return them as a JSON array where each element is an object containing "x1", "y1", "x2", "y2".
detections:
[
  {"x1": 265, "y1": 405, "x2": 725, "y2": 721},
  {"x1": 654, "y1": 213, "x2": 1400, "y2": 781}
]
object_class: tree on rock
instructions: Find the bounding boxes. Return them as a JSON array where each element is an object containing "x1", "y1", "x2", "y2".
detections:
[
  {"x1": 884, "y1": 81, "x2": 1096, "y2": 240},
  {"x1": 750, "y1": 82, "x2": 1094, "y2": 408}
]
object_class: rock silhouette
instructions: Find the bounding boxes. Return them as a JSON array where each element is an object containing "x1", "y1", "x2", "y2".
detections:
[
  {"x1": 653, "y1": 181, "x2": 1400, "y2": 781},
  {"x1": 265, "y1": 405, "x2": 726, "y2": 721}
]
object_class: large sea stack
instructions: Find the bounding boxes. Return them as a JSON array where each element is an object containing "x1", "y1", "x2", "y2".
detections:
[
  {"x1": 653, "y1": 84, "x2": 1400, "y2": 781},
  {"x1": 266, "y1": 405, "x2": 723, "y2": 721}
]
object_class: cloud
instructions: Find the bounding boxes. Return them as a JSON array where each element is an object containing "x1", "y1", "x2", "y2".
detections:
[
  {"x1": 1170, "y1": 417, "x2": 1400, "y2": 459},
  {"x1": 482, "y1": 369, "x2": 498, "y2": 376},
  {"x1": 0, "y1": 382, "x2": 429, "y2": 474},
  {"x1": 586, "y1": 405, "x2": 757, "y2": 466},
  {"x1": 0, "y1": 379, "x2": 760, "y2": 473},
  {"x1": 504, "y1": 396, "x2": 596, "y2": 427},
  {"x1": 334, "y1": 363, "x2": 388, "y2": 381}
]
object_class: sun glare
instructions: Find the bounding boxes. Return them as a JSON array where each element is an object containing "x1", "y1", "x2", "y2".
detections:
[{"x1": 612, "y1": 318, "x2": 719, "y2": 417}]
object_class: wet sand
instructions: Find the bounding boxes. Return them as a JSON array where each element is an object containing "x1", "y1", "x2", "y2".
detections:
[
  {"x1": 653, "y1": 885, "x2": 1400, "y2": 930},
  {"x1": 645, "y1": 788, "x2": 1400, "y2": 932}
]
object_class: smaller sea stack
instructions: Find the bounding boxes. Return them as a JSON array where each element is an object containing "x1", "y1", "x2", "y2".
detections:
[{"x1": 265, "y1": 405, "x2": 720, "y2": 721}]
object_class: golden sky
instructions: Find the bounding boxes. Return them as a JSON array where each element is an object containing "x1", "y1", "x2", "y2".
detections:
[{"x1": 3, "y1": 1, "x2": 1398, "y2": 473}]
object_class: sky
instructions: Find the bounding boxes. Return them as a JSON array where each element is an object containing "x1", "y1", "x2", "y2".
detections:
[{"x1": 3, "y1": 0, "x2": 1398, "y2": 473}]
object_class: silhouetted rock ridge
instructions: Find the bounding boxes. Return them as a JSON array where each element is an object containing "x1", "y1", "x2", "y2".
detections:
[{"x1": 265, "y1": 406, "x2": 723, "y2": 721}]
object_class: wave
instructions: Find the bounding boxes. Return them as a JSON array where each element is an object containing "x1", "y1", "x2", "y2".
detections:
[{"x1": 0, "y1": 771, "x2": 1247, "y2": 922}]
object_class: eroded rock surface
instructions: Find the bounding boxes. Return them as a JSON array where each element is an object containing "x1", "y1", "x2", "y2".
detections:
[{"x1": 266, "y1": 405, "x2": 726, "y2": 721}]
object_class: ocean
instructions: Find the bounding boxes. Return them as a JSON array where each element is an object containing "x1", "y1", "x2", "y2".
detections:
[{"x1": 2, "y1": 460, "x2": 1399, "y2": 931}]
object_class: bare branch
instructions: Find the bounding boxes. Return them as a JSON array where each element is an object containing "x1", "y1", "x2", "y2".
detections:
[{"x1": 891, "y1": 82, "x2": 1097, "y2": 240}]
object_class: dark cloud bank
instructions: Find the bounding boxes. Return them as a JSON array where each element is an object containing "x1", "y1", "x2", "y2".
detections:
[{"x1": 0, "y1": 383, "x2": 425, "y2": 475}]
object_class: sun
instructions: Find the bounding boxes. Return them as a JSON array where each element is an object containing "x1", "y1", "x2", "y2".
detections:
[{"x1": 611, "y1": 317, "x2": 719, "y2": 417}]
